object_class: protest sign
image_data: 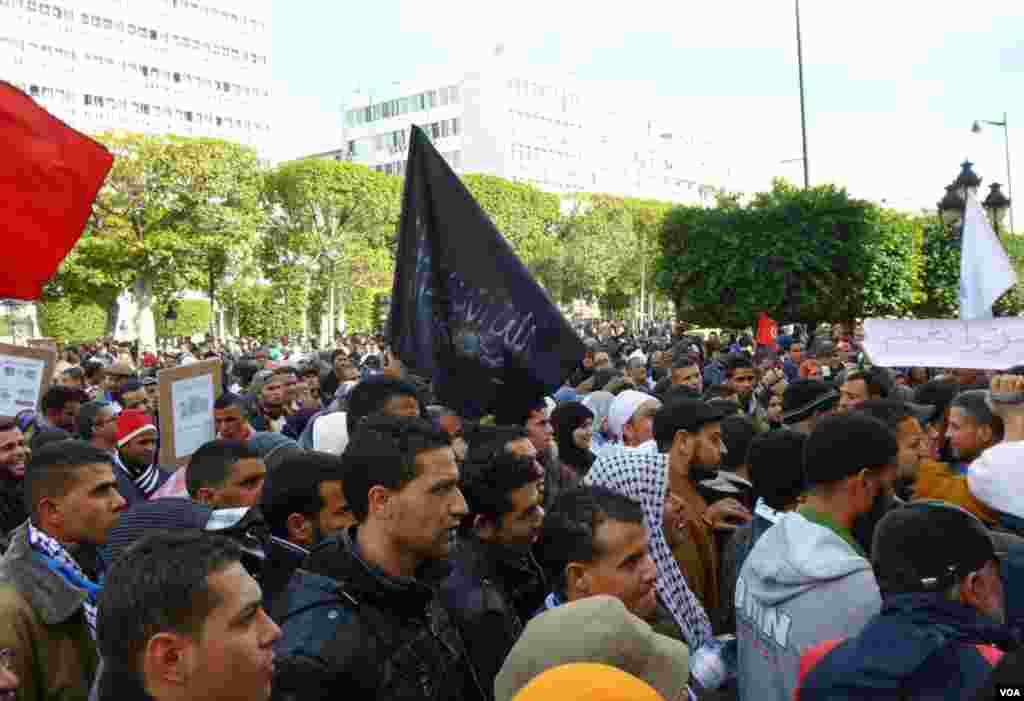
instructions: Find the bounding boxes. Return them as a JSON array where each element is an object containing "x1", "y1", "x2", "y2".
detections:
[
  {"x1": 0, "y1": 343, "x2": 56, "y2": 419},
  {"x1": 27, "y1": 338, "x2": 58, "y2": 353},
  {"x1": 157, "y1": 359, "x2": 222, "y2": 468},
  {"x1": 864, "y1": 318, "x2": 1024, "y2": 370}
]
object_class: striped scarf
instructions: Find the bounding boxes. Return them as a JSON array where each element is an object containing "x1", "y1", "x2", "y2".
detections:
[{"x1": 28, "y1": 524, "x2": 100, "y2": 638}]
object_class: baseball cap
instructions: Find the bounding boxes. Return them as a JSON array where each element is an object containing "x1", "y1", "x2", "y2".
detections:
[
  {"x1": 510, "y1": 664, "x2": 662, "y2": 701},
  {"x1": 608, "y1": 390, "x2": 661, "y2": 439},
  {"x1": 494, "y1": 596, "x2": 689, "y2": 701},
  {"x1": 872, "y1": 500, "x2": 996, "y2": 596},
  {"x1": 781, "y1": 379, "x2": 839, "y2": 425}
]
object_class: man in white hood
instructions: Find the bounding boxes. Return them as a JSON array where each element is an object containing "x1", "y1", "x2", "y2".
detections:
[{"x1": 735, "y1": 412, "x2": 896, "y2": 701}]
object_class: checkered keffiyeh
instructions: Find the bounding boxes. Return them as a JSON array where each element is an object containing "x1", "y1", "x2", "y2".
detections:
[{"x1": 584, "y1": 448, "x2": 714, "y2": 650}]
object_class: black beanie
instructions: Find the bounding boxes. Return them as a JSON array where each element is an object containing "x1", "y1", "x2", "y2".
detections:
[
  {"x1": 803, "y1": 412, "x2": 897, "y2": 488},
  {"x1": 748, "y1": 431, "x2": 807, "y2": 510}
]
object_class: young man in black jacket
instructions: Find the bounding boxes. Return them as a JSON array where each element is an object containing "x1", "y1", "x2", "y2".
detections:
[
  {"x1": 440, "y1": 453, "x2": 547, "y2": 700},
  {"x1": 274, "y1": 414, "x2": 485, "y2": 701}
]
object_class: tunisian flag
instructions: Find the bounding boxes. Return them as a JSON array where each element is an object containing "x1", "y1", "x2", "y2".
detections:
[
  {"x1": 0, "y1": 82, "x2": 113, "y2": 299},
  {"x1": 756, "y1": 312, "x2": 779, "y2": 352}
]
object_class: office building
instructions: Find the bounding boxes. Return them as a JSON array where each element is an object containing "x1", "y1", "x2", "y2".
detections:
[
  {"x1": 1, "y1": 0, "x2": 273, "y2": 153},
  {"x1": 311, "y1": 56, "x2": 728, "y2": 205}
]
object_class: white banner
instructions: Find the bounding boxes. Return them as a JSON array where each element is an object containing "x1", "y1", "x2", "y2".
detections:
[{"x1": 864, "y1": 318, "x2": 1024, "y2": 370}]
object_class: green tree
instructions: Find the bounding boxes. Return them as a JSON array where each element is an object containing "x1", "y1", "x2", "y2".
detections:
[
  {"x1": 38, "y1": 299, "x2": 107, "y2": 342},
  {"x1": 655, "y1": 179, "x2": 918, "y2": 327},
  {"x1": 58, "y1": 133, "x2": 264, "y2": 348},
  {"x1": 261, "y1": 159, "x2": 401, "y2": 345},
  {"x1": 154, "y1": 299, "x2": 212, "y2": 338},
  {"x1": 462, "y1": 174, "x2": 561, "y2": 272}
]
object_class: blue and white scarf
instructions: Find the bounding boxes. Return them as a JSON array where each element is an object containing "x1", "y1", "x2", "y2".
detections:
[{"x1": 28, "y1": 524, "x2": 100, "y2": 638}]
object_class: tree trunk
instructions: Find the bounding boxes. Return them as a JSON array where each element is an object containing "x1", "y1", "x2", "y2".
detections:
[
  {"x1": 320, "y1": 280, "x2": 335, "y2": 349},
  {"x1": 132, "y1": 276, "x2": 157, "y2": 350},
  {"x1": 336, "y1": 284, "x2": 346, "y2": 336},
  {"x1": 104, "y1": 298, "x2": 119, "y2": 336}
]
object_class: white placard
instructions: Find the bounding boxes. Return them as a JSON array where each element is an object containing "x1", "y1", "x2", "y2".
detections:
[
  {"x1": 170, "y1": 372, "x2": 216, "y2": 459},
  {"x1": 864, "y1": 318, "x2": 1024, "y2": 370},
  {"x1": 0, "y1": 354, "x2": 47, "y2": 417}
]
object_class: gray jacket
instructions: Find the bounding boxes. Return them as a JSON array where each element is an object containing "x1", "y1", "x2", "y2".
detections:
[{"x1": 734, "y1": 512, "x2": 881, "y2": 701}]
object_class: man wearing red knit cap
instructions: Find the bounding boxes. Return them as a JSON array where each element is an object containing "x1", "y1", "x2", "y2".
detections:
[{"x1": 114, "y1": 409, "x2": 171, "y2": 506}]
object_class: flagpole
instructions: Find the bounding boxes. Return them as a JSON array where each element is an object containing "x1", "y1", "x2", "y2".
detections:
[
  {"x1": 795, "y1": 0, "x2": 810, "y2": 189},
  {"x1": 1004, "y1": 111, "x2": 1014, "y2": 233}
]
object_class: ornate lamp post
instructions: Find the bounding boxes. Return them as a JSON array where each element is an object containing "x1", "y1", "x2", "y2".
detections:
[
  {"x1": 937, "y1": 183, "x2": 966, "y2": 233},
  {"x1": 982, "y1": 182, "x2": 1012, "y2": 235}
]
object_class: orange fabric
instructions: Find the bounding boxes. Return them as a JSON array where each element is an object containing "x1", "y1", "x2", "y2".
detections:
[
  {"x1": 794, "y1": 639, "x2": 844, "y2": 701},
  {"x1": 511, "y1": 663, "x2": 663, "y2": 701},
  {"x1": 912, "y1": 459, "x2": 998, "y2": 525}
]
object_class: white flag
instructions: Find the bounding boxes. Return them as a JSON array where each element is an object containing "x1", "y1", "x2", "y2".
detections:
[{"x1": 960, "y1": 192, "x2": 1018, "y2": 320}]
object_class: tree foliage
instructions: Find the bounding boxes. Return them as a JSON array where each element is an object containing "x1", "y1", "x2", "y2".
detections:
[
  {"x1": 260, "y1": 159, "x2": 401, "y2": 342},
  {"x1": 655, "y1": 179, "x2": 918, "y2": 326},
  {"x1": 461, "y1": 174, "x2": 561, "y2": 272},
  {"x1": 155, "y1": 299, "x2": 212, "y2": 338},
  {"x1": 38, "y1": 299, "x2": 107, "y2": 342}
]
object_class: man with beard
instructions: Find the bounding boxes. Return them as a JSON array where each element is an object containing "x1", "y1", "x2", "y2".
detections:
[
  {"x1": 735, "y1": 413, "x2": 892, "y2": 701},
  {"x1": 260, "y1": 452, "x2": 355, "y2": 550},
  {"x1": 259, "y1": 451, "x2": 356, "y2": 614},
  {"x1": 652, "y1": 399, "x2": 751, "y2": 617},
  {"x1": 0, "y1": 421, "x2": 28, "y2": 537},
  {"x1": 724, "y1": 355, "x2": 759, "y2": 417},
  {"x1": 441, "y1": 453, "x2": 547, "y2": 700}
]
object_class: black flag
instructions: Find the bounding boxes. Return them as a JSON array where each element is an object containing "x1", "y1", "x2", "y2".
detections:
[{"x1": 388, "y1": 125, "x2": 585, "y2": 418}]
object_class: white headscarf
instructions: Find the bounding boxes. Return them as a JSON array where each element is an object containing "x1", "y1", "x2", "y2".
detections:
[{"x1": 584, "y1": 450, "x2": 713, "y2": 650}]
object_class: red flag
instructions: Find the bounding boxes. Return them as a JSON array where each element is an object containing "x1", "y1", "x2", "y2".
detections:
[
  {"x1": 0, "y1": 82, "x2": 113, "y2": 300},
  {"x1": 756, "y1": 312, "x2": 779, "y2": 352}
]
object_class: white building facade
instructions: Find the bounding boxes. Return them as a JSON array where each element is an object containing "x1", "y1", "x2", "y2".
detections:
[
  {"x1": 1, "y1": 0, "x2": 273, "y2": 153},
  {"x1": 317, "y1": 56, "x2": 728, "y2": 205}
]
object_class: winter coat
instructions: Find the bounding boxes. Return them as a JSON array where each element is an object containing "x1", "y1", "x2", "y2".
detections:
[
  {"x1": 439, "y1": 536, "x2": 547, "y2": 701},
  {"x1": 0, "y1": 522, "x2": 99, "y2": 701},
  {"x1": 272, "y1": 528, "x2": 485, "y2": 701},
  {"x1": 796, "y1": 594, "x2": 1011, "y2": 701}
]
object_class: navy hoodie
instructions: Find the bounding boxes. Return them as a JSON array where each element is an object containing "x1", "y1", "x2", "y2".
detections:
[{"x1": 798, "y1": 593, "x2": 1012, "y2": 701}]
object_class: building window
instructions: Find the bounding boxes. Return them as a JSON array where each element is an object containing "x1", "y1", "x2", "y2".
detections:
[
  {"x1": 451, "y1": 117, "x2": 459, "y2": 136},
  {"x1": 449, "y1": 85, "x2": 459, "y2": 103},
  {"x1": 439, "y1": 87, "x2": 448, "y2": 107}
]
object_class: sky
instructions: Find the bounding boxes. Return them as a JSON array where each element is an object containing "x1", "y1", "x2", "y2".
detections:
[{"x1": 268, "y1": 0, "x2": 1024, "y2": 221}]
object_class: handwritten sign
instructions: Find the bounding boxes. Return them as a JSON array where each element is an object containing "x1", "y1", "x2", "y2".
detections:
[
  {"x1": 864, "y1": 318, "x2": 1024, "y2": 370},
  {"x1": 157, "y1": 360, "x2": 222, "y2": 468},
  {"x1": 0, "y1": 344, "x2": 56, "y2": 419}
]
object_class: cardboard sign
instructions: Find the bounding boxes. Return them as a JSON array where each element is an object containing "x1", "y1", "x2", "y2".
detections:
[
  {"x1": 157, "y1": 359, "x2": 222, "y2": 468},
  {"x1": 27, "y1": 338, "x2": 58, "y2": 353},
  {"x1": 864, "y1": 318, "x2": 1024, "y2": 370},
  {"x1": 0, "y1": 343, "x2": 56, "y2": 419}
]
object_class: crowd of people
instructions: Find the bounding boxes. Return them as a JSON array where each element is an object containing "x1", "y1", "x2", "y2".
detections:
[{"x1": 0, "y1": 319, "x2": 1022, "y2": 700}]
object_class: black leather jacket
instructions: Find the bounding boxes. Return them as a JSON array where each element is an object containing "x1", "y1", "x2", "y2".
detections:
[
  {"x1": 439, "y1": 536, "x2": 547, "y2": 700},
  {"x1": 275, "y1": 528, "x2": 486, "y2": 701}
]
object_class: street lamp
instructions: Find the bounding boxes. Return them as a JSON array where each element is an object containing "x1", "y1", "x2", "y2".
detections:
[
  {"x1": 972, "y1": 112, "x2": 1013, "y2": 233},
  {"x1": 937, "y1": 183, "x2": 966, "y2": 231},
  {"x1": 982, "y1": 182, "x2": 1012, "y2": 234},
  {"x1": 953, "y1": 160, "x2": 982, "y2": 200}
]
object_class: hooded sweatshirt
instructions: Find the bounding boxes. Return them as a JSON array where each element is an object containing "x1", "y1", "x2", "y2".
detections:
[{"x1": 735, "y1": 509, "x2": 881, "y2": 701}]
